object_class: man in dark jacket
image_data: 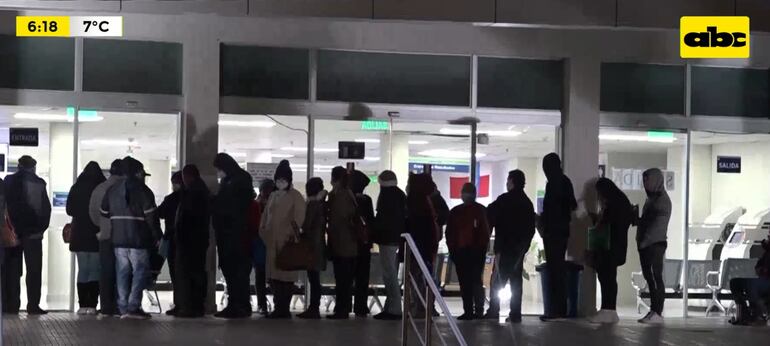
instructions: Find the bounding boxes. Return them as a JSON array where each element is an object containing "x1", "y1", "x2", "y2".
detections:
[
  {"x1": 2, "y1": 155, "x2": 52, "y2": 315},
  {"x1": 159, "y1": 171, "x2": 183, "y2": 316},
  {"x1": 485, "y1": 170, "x2": 535, "y2": 323},
  {"x1": 539, "y1": 153, "x2": 577, "y2": 321},
  {"x1": 212, "y1": 153, "x2": 255, "y2": 319},
  {"x1": 351, "y1": 170, "x2": 375, "y2": 317},
  {"x1": 373, "y1": 170, "x2": 405, "y2": 320},
  {"x1": 101, "y1": 157, "x2": 161, "y2": 320}
]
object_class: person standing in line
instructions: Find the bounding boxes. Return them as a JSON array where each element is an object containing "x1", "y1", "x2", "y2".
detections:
[
  {"x1": 101, "y1": 157, "x2": 162, "y2": 320},
  {"x1": 158, "y1": 171, "x2": 183, "y2": 316},
  {"x1": 326, "y1": 166, "x2": 358, "y2": 319},
  {"x1": 297, "y1": 177, "x2": 327, "y2": 319},
  {"x1": 351, "y1": 170, "x2": 374, "y2": 317},
  {"x1": 539, "y1": 153, "x2": 577, "y2": 322},
  {"x1": 89, "y1": 159, "x2": 124, "y2": 316},
  {"x1": 259, "y1": 160, "x2": 305, "y2": 319},
  {"x1": 173, "y1": 164, "x2": 211, "y2": 318},
  {"x1": 484, "y1": 170, "x2": 535, "y2": 323},
  {"x1": 405, "y1": 173, "x2": 441, "y2": 317},
  {"x1": 587, "y1": 178, "x2": 634, "y2": 324},
  {"x1": 212, "y1": 153, "x2": 255, "y2": 319},
  {"x1": 252, "y1": 179, "x2": 275, "y2": 316},
  {"x1": 66, "y1": 161, "x2": 106, "y2": 315},
  {"x1": 2, "y1": 155, "x2": 52, "y2": 315},
  {"x1": 636, "y1": 168, "x2": 671, "y2": 324},
  {"x1": 372, "y1": 170, "x2": 405, "y2": 320},
  {"x1": 446, "y1": 183, "x2": 490, "y2": 320}
]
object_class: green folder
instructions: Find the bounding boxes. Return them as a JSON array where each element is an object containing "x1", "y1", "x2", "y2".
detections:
[{"x1": 588, "y1": 225, "x2": 611, "y2": 251}]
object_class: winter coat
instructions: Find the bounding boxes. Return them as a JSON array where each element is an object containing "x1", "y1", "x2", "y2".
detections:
[
  {"x1": 89, "y1": 175, "x2": 124, "y2": 241},
  {"x1": 66, "y1": 162, "x2": 105, "y2": 252},
  {"x1": 637, "y1": 168, "x2": 671, "y2": 249},
  {"x1": 302, "y1": 191, "x2": 328, "y2": 271},
  {"x1": 259, "y1": 188, "x2": 306, "y2": 282},
  {"x1": 542, "y1": 156, "x2": 577, "y2": 238},
  {"x1": 355, "y1": 193, "x2": 374, "y2": 249},
  {"x1": 432, "y1": 191, "x2": 450, "y2": 230},
  {"x1": 488, "y1": 188, "x2": 536, "y2": 255},
  {"x1": 158, "y1": 191, "x2": 181, "y2": 242},
  {"x1": 374, "y1": 185, "x2": 407, "y2": 246},
  {"x1": 212, "y1": 156, "x2": 255, "y2": 236},
  {"x1": 595, "y1": 196, "x2": 634, "y2": 266},
  {"x1": 327, "y1": 187, "x2": 359, "y2": 258},
  {"x1": 101, "y1": 178, "x2": 162, "y2": 249},
  {"x1": 406, "y1": 174, "x2": 441, "y2": 262},
  {"x1": 175, "y1": 180, "x2": 210, "y2": 257},
  {"x1": 445, "y1": 202, "x2": 490, "y2": 252},
  {"x1": 5, "y1": 169, "x2": 51, "y2": 239}
]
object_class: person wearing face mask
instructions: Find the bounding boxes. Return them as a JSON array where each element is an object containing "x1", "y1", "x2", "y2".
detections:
[
  {"x1": 212, "y1": 153, "x2": 255, "y2": 319},
  {"x1": 445, "y1": 183, "x2": 490, "y2": 320},
  {"x1": 259, "y1": 160, "x2": 305, "y2": 319},
  {"x1": 484, "y1": 170, "x2": 535, "y2": 323},
  {"x1": 158, "y1": 171, "x2": 183, "y2": 316},
  {"x1": 297, "y1": 177, "x2": 327, "y2": 319},
  {"x1": 636, "y1": 168, "x2": 671, "y2": 324},
  {"x1": 539, "y1": 153, "x2": 577, "y2": 322},
  {"x1": 326, "y1": 166, "x2": 358, "y2": 319},
  {"x1": 2, "y1": 155, "x2": 52, "y2": 315}
]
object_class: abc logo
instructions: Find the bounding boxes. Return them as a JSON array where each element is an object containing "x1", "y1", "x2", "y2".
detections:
[
  {"x1": 680, "y1": 16, "x2": 749, "y2": 58},
  {"x1": 684, "y1": 26, "x2": 746, "y2": 48}
]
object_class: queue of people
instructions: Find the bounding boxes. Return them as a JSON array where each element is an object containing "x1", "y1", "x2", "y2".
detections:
[{"x1": 1, "y1": 151, "x2": 768, "y2": 327}]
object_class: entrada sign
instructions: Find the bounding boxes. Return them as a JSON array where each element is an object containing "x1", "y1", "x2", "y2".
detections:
[{"x1": 680, "y1": 16, "x2": 750, "y2": 58}]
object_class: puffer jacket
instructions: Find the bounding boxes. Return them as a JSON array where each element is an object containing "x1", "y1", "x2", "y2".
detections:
[
  {"x1": 101, "y1": 178, "x2": 162, "y2": 249},
  {"x1": 637, "y1": 168, "x2": 671, "y2": 249},
  {"x1": 5, "y1": 169, "x2": 51, "y2": 239}
]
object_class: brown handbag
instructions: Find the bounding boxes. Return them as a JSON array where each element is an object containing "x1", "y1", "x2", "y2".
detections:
[
  {"x1": 62, "y1": 223, "x2": 73, "y2": 244},
  {"x1": 1, "y1": 211, "x2": 19, "y2": 248},
  {"x1": 276, "y1": 204, "x2": 316, "y2": 271}
]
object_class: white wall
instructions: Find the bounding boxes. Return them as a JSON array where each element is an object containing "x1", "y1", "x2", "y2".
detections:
[
  {"x1": 709, "y1": 141, "x2": 770, "y2": 215},
  {"x1": 689, "y1": 145, "x2": 712, "y2": 223}
]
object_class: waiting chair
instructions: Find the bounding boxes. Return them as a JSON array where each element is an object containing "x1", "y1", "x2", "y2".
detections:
[
  {"x1": 631, "y1": 259, "x2": 683, "y2": 313},
  {"x1": 706, "y1": 258, "x2": 758, "y2": 316}
]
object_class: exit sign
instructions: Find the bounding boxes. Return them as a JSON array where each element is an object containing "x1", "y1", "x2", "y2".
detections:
[{"x1": 361, "y1": 120, "x2": 389, "y2": 131}]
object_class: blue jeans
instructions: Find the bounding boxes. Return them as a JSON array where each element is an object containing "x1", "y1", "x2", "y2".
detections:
[
  {"x1": 114, "y1": 248, "x2": 150, "y2": 314},
  {"x1": 379, "y1": 245, "x2": 402, "y2": 315}
]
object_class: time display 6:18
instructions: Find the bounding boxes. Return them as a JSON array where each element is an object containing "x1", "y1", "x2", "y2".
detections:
[
  {"x1": 27, "y1": 20, "x2": 58, "y2": 33},
  {"x1": 16, "y1": 16, "x2": 70, "y2": 37}
]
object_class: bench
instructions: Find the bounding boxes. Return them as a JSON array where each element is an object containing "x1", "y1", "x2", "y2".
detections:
[{"x1": 705, "y1": 258, "x2": 758, "y2": 316}]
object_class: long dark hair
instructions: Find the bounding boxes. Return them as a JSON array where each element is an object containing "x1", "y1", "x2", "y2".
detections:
[
  {"x1": 596, "y1": 177, "x2": 632, "y2": 220},
  {"x1": 407, "y1": 173, "x2": 434, "y2": 216}
]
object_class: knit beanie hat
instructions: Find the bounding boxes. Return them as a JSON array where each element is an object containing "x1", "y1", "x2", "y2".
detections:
[{"x1": 274, "y1": 160, "x2": 293, "y2": 183}]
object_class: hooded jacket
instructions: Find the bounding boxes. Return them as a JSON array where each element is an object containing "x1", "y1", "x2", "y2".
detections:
[
  {"x1": 101, "y1": 158, "x2": 162, "y2": 249},
  {"x1": 637, "y1": 168, "x2": 671, "y2": 249},
  {"x1": 212, "y1": 153, "x2": 255, "y2": 235},
  {"x1": 66, "y1": 162, "x2": 106, "y2": 252},
  {"x1": 5, "y1": 168, "x2": 52, "y2": 238},
  {"x1": 375, "y1": 182, "x2": 407, "y2": 246},
  {"x1": 541, "y1": 153, "x2": 577, "y2": 237},
  {"x1": 175, "y1": 176, "x2": 211, "y2": 257},
  {"x1": 488, "y1": 187, "x2": 536, "y2": 255},
  {"x1": 351, "y1": 170, "x2": 374, "y2": 248},
  {"x1": 406, "y1": 174, "x2": 440, "y2": 260}
]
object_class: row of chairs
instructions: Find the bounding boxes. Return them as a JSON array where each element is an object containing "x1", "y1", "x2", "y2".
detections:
[{"x1": 631, "y1": 258, "x2": 759, "y2": 316}]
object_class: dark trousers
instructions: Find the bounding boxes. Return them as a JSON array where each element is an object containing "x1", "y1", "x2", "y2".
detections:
[
  {"x1": 595, "y1": 257, "x2": 618, "y2": 310},
  {"x1": 1, "y1": 238, "x2": 43, "y2": 312},
  {"x1": 270, "y1": 279, "x2": 294, "y2": 316},
  {"x1": 354, "y1": 247, "x2": 371, "y2": 314},
  {"x1": 332, "y1": 257, "x2": 356, "y2": 315},
  {"x1": 174, "y1": 245, "x2": 208, "y2": 314},
  {"x1": 639, "y1": 242, "x2": 667, "y2": 315},
  {"x1": 307, "y1": 270, "x2": 321, "y2": 310},
  {"x1": 451, "y1": 248, "x2": 486, "y2": 315},
  {"x1": 730, "y1": 277, "x2": 770, "y2": 320},
  {"x1": 98, "y1": 240, "x2": 118, "y2": 314},
  {"x1": 76, "y1": 282, "x2": 100, "y2": 309},
  {"x1": 253, "y1": 264, "x2": 268, "y2": 310},
  {"x1": 489, "y1": 245, "x2": 528, "y2": 317},
  {"x1": 217, "y1": 232, "x2": 252, "y2": 313},
  {"x1": 543, "y1": 235, "x2": 568, "y2": 317}
]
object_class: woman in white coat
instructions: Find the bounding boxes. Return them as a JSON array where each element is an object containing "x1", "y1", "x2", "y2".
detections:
[{"x1": 259, "y1": 160, "x2": 306, "y2": 319}]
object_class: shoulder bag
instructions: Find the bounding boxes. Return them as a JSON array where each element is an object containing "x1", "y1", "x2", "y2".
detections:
[{"x1": 276, "y1": 197, "x2": 316, "y2": 271}]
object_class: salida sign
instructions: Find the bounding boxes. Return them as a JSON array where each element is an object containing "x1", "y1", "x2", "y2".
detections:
[
  {"x1": 717, "y1": 156, "x2": 741, "y2": 173},
  {"x1": 680, "y1": 16, "x2": 750, "y2": 58}
]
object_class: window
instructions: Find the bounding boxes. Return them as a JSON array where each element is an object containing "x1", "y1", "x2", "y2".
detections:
[
  {"x1": 477, "y1": 57, "x2": 563, "y2": 110},
  {"x1": 601, "y1": 63, "x2": 685, "y2": 114},
  {"x1": 0, "y1": 35, "x2": 74, "y2": 90},
  {"x1": 83, "y1": 39, "x2": 182, "y2": 94},
  {"x1": 691, "y1": 67, "x2": 769, "y2": 118},
  {"x1": 220, "y1": 45, "x2": 309, "y2": 99}
]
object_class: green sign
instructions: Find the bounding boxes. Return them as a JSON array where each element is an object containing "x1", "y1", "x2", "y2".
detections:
[
  {"x1": 66, "y1": 106, "x2": 99, "y2": 118},
  {"x1": 647, "y1": 131, "x2": 674, "y2": 139},
  {"x1": 361, "y1": 120, "x2": 389, "y2": 131}
]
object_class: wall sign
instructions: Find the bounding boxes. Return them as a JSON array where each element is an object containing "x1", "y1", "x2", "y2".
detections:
[
  {"x1": 9, "y1": 128, "x2": 39, "y2": 147},
  {"x1": 338, "y1": 141, "x2": 365, "y2": 159},
  {"x1": 409, "y1": 162, "x2": 470, "y2": 173},
  {"x1": 610, "y1": 167, "x2": 676, "y2": 191},
  {"x1": 717, "y1": 156, "x2": 741, "y2": 173},
  {"x1": 246, "y1": 162, "x2": 276, "y2": 186}
]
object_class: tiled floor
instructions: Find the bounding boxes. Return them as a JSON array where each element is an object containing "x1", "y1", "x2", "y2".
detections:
[{"x1": 3, "y1": 312, "x2": 769, "y2": 346}]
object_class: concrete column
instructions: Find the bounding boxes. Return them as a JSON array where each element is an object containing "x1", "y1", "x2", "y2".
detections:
[
  {"x1": 380, "y1": 133, "x2": 409, "y2": 189},
  {"x1": 182, "y1": 20, "x2": 220, "y2": 313},
  {"x1": 48, "y1": 122, "x2": 74, "y2": 308},
  {"x1": 562, "y1": 57, "x2": 600, "y2": 316}
]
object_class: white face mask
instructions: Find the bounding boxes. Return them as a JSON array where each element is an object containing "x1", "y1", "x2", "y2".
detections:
[
  {"x1": 276, "y1": 180, "x2": 289, "y2": 191},
  {"x1": 216, "y1": 170, "x2": 226, "y2": 180},
  {"x1": 506, "y1": 181, "x2": 514, "y2": 192}
]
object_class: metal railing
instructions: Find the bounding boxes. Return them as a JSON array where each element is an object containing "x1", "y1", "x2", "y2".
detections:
[{"x1": 401, "y1": 234, "x2": 467, "y2": 346}]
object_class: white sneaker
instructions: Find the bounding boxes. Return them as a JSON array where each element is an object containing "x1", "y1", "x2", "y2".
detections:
[
  {"x1": 637, "y1": 312, "x2": 653, "y2": 323},
  {"x1": 589, "y1": 310, "x2": 619, "y2": 324},
  {"x1": 645, "y1": 313, "x2": 664, "y2": 325},
  {"x1": 86, "y1": 308, "x2": 98, "y2": 315},
  {"x1": 77, "y1": 308, "x2": 88, "y2": 315}
]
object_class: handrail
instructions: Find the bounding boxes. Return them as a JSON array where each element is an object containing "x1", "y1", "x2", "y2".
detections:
[{"x1": 401, "y1": 233, "x2": 467, "y2": 346}]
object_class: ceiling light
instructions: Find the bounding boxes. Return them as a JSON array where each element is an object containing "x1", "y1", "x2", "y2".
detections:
[
  {"x1": 218, "y1": 120, "x2": 276, "y2": 128},
  {"x1": 355, "y1": 139, "x2": 380, "y2": 143},
  {"x1": 280, "y1": 147, "x2": 337, "y2": 153},
  {"x1": 226, "y1": 152, "x2": 248, "y2": 158},
  {"x1": 599, "y1": 134, "x2": 676, "y2": 143},
  {"x1": 293, "y1": 163, "x2": 336, "y2": 169},
  {"x1": 439, "y1": 128, "x2": 521, "y2": 137},
  {"x1": 270, "y1": 153, "x2": 295, "y2": 159},
  {"x1": 408, "y1": 140, "x2": 429, "y2": 145},
  {"x1": 80, "y1": 139, "x2": 139, "y2": 146},
  {"x1": 15, "y1": 113, "x2": 103, "y2": 122},
  {"x1": 417, "y1": 149, "x2": 486, "y2": 159},
  {"x1": 364, "y1": 157, "x2": 380, "y2": 161}
]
